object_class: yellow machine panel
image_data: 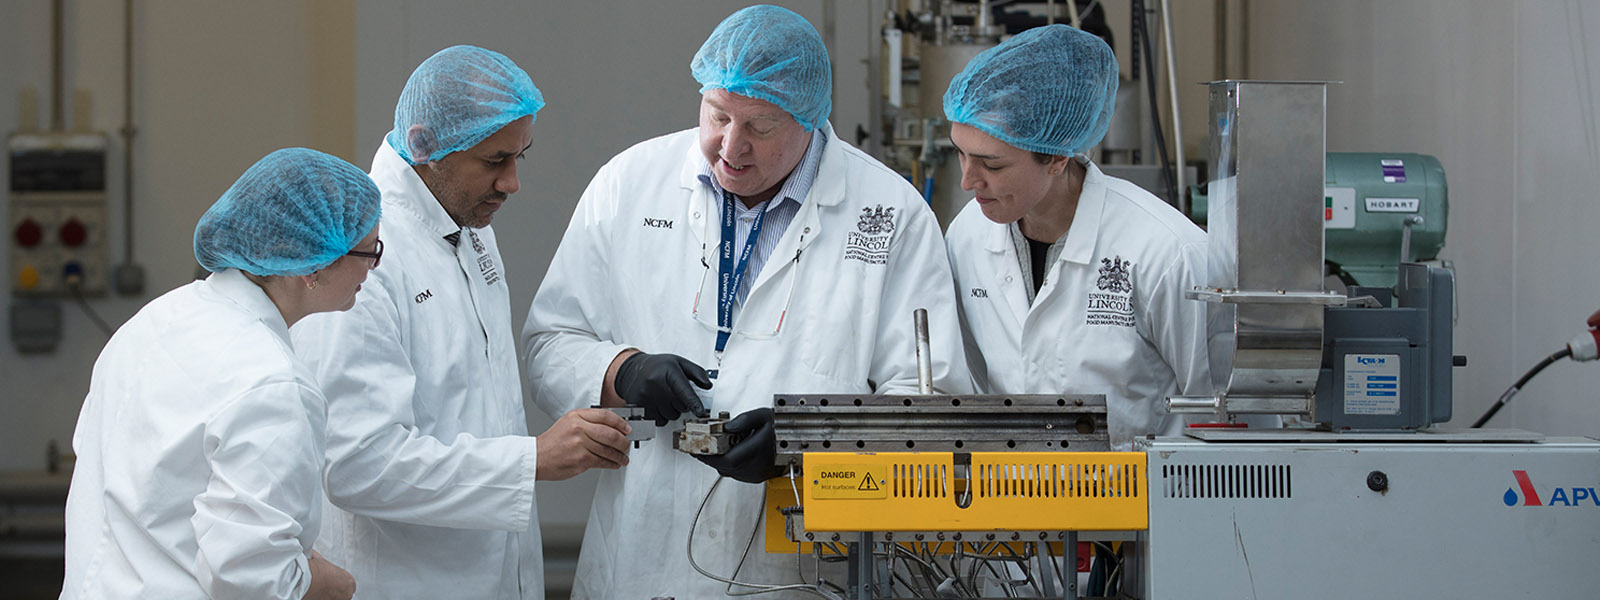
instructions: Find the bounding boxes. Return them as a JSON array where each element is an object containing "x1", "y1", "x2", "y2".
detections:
[
  {"x1": 803, "y1": 452, "x2": 1146, "y2": 532},
  {"x1": 765, "y1": 451, "x2": 1146, "y2": 553}
]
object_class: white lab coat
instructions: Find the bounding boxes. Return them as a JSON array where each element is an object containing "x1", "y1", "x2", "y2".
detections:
[
  {"x1": 62, "y1": 269, "x2": 324, "y2": 599},
  {"x1": 291, "y1": 143, "x2": 542, "y2": 599},
  {"x1": 522, "y1": 124, "x2": 970, "y2": 599},
  {"x1": 945, "y1": 162, "x2": 1210, "y2": 450}
]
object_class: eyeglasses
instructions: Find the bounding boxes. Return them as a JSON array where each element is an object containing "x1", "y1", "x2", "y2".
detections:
[
  {"x1": 345, "y1": 238, "x2": 383, "y2": 269},
  {"x1": 689, "y1": 244, "x2": 802, "y2": 341}
]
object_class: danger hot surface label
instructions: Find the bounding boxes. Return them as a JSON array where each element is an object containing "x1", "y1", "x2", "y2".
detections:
[{"x1": 812, "y1": 464, "x2": 887, "y2": 499}]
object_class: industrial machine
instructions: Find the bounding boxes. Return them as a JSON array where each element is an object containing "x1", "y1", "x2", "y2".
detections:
[
  {"x1": 875, "y1": 0, "x2": 1004, "y2": 226},
  {"x1": 9, "y1": 132, "x2": 109, "y2": 299},
  {"x1": 1132, "y1": 80, "x2": 1600, "y2": 598},
  {"x1": 668, "y1": 82, "x2": 1600, "y2": 599},
  {"x1": 1194, "y1": 151, "x2": 1450, "y2": 290},
  {"x1": 872, "y1": 0, "x2": 1184, "y2": 227},
  {"x1": 9, "y1": 132, "x2": 110, "y2": 353},
  {"x1": 1171, "y1": 81, "x2": 1465, "y2": 433}
]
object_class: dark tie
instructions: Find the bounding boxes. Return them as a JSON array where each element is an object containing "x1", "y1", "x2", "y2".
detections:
[{"x1": 443, "y1": 231, "x2": 461, "y2": 247}]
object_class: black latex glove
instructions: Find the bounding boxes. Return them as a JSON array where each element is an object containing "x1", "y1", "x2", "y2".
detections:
[
  {"x1": 614, "y1": 352, "x2": 712, "y2": 426},
  {"x1": 695, "y1": 408, "x2": 779, "y2": 484}
]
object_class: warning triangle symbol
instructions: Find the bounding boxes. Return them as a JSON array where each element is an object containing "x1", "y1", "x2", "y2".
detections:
[{"x1": 858, "y1": 474, "x2": 880, "y2": 491}]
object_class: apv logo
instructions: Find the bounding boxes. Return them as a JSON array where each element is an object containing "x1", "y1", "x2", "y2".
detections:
[
  {"x1": 1503, "y1": 470, "x2": 1600, "y2": 507},
  {"x1": 1356, "y1": 356, "x2": 1387, "y2": 366}
]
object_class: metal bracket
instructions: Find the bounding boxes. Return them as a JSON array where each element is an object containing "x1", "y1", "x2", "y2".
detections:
[
  {"x1": 1186, "y1": 287, "x2": 1349, "y2": 305},
  {"x1": 597, "y1": 406, "x2": 654, "y2": 448},
  {"x1": 673, "y1": 412, "x2": 733, "y2": 455}
]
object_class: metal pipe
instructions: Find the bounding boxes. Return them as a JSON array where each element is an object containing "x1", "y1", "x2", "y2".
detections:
[
  {"x1": 1161, "y1": 0, "x2": 1187, "y2": 215},
  {"x1": 1400, "y1": 215, "x2": 1423, "y2": 264},
  {"x1": 1241, "y1": 0, "x2": 1251, "y2": 78},
  {"x1": 1064, "y1": 531, "x2": 1078, "y2": 599},
  {"x1": 1166, "y1": 396, "x2": 1222, "y2": 414},
  {"x1": 122, "y1": 0, "x2": 137, "y2": 262},
  {"x1": 52, "y1": 0, "x2": 65, "y2": 131},
  {"x1": 914, "y1": 308, "x2": 933, "y2": 394},
  {"x1": 1214, "y1": 0, "x2": 1227, "y2": 78}
]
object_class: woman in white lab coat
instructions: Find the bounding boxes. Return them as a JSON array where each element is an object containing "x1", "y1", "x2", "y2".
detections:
[
  {"x1": 942, "y1": 25, "x2": 1212, "y2": 451},
  {"x1": 61, "y1": 148, "x2": 381, "y2": 600}
]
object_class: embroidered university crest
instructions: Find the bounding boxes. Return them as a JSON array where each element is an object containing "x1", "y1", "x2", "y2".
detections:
[
  {"x1": 857, "y1": 206, "x2": 896, "y2": 235},
  {"x1": 469, "y1": 230, "x2": 500, "y2": 286},
  {"x1": 1086, "y1": 255, "x2": 1134, "y2": 328},
  {"x1": 845, "y1": 205, "x2": 896, "y2": 265},
  {"x1": 1096, "y1": 257, "x2": 1133, "y2": 293}
]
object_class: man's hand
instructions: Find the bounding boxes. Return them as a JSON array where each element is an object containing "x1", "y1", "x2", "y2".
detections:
[
  {"x1": 303, "y1": 550, "x2": 355, "y2": 600},
  {"x1": 612, "y1": 352, "x2": 712, "y2": 426},
  {"x1": 694, "y1": 408, "x2": 778, "y2": 484},
  {"x1": 536, "y1": 408, "x2": 632, "y2": 481}
]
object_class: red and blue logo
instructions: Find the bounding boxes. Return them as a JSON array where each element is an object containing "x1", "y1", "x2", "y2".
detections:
[{"x1": 1504, "y1": 470, "x2": 1600, "y2": 507}]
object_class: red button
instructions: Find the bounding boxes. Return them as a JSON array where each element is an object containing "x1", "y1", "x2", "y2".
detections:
[
  {"x1": 14, "y1": 219, "x2": 43, "y2": 247},
  {"x1": 60, "y1": 218, "x2": 88, "y2": 247}
]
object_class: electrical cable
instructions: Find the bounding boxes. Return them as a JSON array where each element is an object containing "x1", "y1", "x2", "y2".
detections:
[
  {"x1": 1106, "y1": 559, "x2": 1123, "y2": 596},
  {"x1": 69, "y1": 283, "x2": 115, "y2": 337},
  {"x1": 963, "y1": 544, "x2": 982, "y2": 596},
  {"x1": 1471, "y1": 347, "x2": 1573, "y2": 428},
  {"x1": 897, "y1": 544, "x2": 942, "y2": 593},
  {"x1": 900, "y1": 542, "x2": 933, "y2": 598},
  {"x1": 1045, "y1": 540, "x2": 1066, "y2": 595},
  {"x1": 1000, "y1": 542, "x2": 1042, "y2": 598},
  {"x1": 1131, "y1": 0, "x2": 1179, "y2": 206},
  {"x1": 687, "y1": 476, "x2": 843, "y2": 599},
  {"x1": 979, "y1": 558, "x2": 1016, "y2": 598},
  {"x1": 786, "y1": 465, "x2": 809, "y2": 585},
  {"x1": 1082, "y1": 0, "x2": 1102, "y2": 24},
  {"x1": 121, "y1": 0, "x2": 138, "y2": 268},
  {"x1": 822, "y1": 542, "x2": 849, "y2": 559}
]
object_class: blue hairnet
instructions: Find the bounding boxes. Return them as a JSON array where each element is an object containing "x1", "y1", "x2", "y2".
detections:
[
  {"x1": 385, "y1": 45, "x2": 545, "y2": 164},
  {"x1": 943, "y1": 25, "x2": 1119, "y2": 156},
  {"x1": 691, "y1": 5, "x2": 831, "y2": 131},
  {"x1": 195, "y1": 148, "x2": 381, "y2": 277}
]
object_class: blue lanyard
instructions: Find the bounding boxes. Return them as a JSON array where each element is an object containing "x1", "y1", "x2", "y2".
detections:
[{"x1": 711, "y1": 191, "x2": 768, "y2": 379}]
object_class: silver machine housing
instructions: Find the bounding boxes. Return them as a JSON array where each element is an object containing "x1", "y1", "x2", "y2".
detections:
[
  {"x1": 1171, "y1": 81, "x2": 1459, "y2": 431},
  {"x1": 1137, "y1": 81, "x2": 1600, "y2": 599}
]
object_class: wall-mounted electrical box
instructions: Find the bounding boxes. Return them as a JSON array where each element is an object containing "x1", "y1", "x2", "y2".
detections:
[{"x1": 10, "y1": 133, "x2": 109, "y2": 297}]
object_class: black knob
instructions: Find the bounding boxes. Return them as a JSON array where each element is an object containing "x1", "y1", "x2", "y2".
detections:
[
  {"x1": 1366, "y1": 470, "x2": 1389, "y2": 492},
  {"x1": 1453, "y1": 355, "x2": 1468, "y2": 367}
]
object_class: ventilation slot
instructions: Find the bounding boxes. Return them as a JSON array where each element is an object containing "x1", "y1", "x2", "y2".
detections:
[
  {"x1": 1162, "y1": 463, "x2": 1291, "y2": 499},
  {"x1": 974, "y1": 462, "x2": 1141, "y2": 499},
  {"x1": 892, "y1": 463, "x2": 948, "y2": 498}
]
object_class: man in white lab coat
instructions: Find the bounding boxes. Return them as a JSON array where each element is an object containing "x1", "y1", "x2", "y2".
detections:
[
  {"x1": 292, "y1": 46, "x2": 632, "y2": 600},
  {"x1": 522, "y1": 6, "x2": 970, "y2": 598}
]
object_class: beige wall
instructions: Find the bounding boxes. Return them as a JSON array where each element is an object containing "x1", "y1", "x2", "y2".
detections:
[
  {"x1": 0, "y1": 0, "x2": 356, "y2": 470},
  {"x1": 2, "y1": 0, "x2": 1595, "y2": 529},
  {"x1": 1244, "y1": 0, "x2": 1600, "y2": 433}
]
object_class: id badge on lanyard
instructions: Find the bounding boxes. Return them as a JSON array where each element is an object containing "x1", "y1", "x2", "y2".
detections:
[{"x1": 709, "y1": 191, "x2": 767, "y2": 381}]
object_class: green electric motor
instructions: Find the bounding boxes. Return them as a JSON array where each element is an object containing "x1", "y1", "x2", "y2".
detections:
[{"x1": 1191, "y1": 152, "x2": 1448, "y2": 288}]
